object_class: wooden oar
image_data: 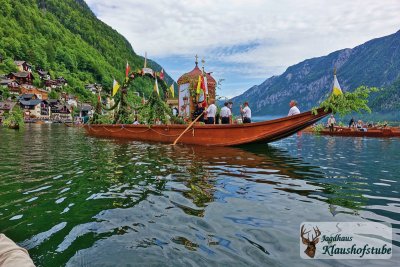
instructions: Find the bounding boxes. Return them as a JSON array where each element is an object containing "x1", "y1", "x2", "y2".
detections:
[{"x1": 172, "y1": 113, "x2": 204, "y2": 145}]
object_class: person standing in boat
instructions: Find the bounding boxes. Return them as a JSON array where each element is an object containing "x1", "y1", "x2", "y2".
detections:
[
  {"x1": 228, "y1": 101, "x2": 233, "y2": 111},
  {"x1": 240, "y1": 102, "x2": 252, "y2": 123},
  {"x1": 288, "y1": 100, "x2": 300, "y2": 116},
  {"x1": 193, "y1": 102, "x2": 205, "y2": 123},
  {"x1": 348, "y1": 117, "x2": 355, "y2": 128},
  {"x1": 205, "y1": 99, "x2": 217, "y2": 124},
  {"x1": 327, "y1": 114, "x2": 336, "y2": 132},
  {"x1": 220, "y1": 102, "x2": 232, "y2": 124}
]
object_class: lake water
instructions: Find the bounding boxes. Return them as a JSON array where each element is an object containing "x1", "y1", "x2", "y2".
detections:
[{"x1": 0, "y1": 125, "x2": 399, "y2": 266}]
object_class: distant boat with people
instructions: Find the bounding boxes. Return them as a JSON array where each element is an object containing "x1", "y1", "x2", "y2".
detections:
[{"x1": 318, "y1": 126, "x2": 400, "y2": 138}]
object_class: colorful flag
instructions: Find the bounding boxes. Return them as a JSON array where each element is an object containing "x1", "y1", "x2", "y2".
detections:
[
  {"x1": 332, "y1": 74, "x2": 343, "y2": 96},
  {"x1": 160, "y1": 68, "x2": 164, "y2": 80},
  {"x1": 196, "y1": 75, "x2": 202, "y2": 94},
  {"x1": 125, "y1": 61, "x2": 130, "y2": 82},
  {"x1": 169, "y1": 84, "x2": 174, "y2": 98},
  {"x1": 112, "y1": 79, "x2": 120, "y2": 97},
  {"x1": 154, "y1": 77, "x2": 159, "y2": 95}
]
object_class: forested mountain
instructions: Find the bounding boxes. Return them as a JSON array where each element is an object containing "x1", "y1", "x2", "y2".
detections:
[
  {"x1": 231, "y1": 30, "x2": 400, "y2": 115},
  {"x1": 0, "y1": 0, "x2": 173, "y2": 100}
]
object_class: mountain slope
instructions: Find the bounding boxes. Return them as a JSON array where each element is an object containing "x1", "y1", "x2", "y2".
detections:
[
  {"x1": 231, "y1": 30, "x2": 400, "y2": 115},
  {"x1": 0, "y1": 0, "x2": 173, "y2": 100}
]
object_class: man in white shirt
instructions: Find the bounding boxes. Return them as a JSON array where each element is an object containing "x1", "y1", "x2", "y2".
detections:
[
  {"x1": 220, "y1": 102, "x2": 232, "y2": 124},
  {"x1": 240, "y1": 102, "x2": 252, "y2": 123},
  {"x1": 205, "y1": 99, "x2": 217, "y2": 124},
  {"x1": 327, "y1": 114, "x2": 336, "y2": 132},
  {"x1": 287, "y1": 100, "x2": 300, "y2": 116}
]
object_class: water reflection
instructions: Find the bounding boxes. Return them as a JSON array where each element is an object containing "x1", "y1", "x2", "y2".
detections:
[{"x1": 0, "y1": 125, "x2": 399, "y2": 266}]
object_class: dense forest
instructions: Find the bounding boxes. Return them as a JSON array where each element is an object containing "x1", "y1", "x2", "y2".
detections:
[{"x1": 0, "y1": 0, "x2": 174, "y2": 102}]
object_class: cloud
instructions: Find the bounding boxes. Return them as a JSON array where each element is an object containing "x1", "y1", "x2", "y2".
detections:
[{"x1": 85, "y1": 0, "x2": 400, "y2": 97}]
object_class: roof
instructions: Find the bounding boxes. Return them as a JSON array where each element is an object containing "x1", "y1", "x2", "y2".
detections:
[
  {"x1": 10, "y1": 72, "x2": 34, "y2": 79},
  {"x1": 177, "y1": 63, "x2": 216, "y2": 85},
  {"x1": 20, "y1": 94, "x2": 35, "y2": 99},
  {"x1": 37, "y1": 70, "x2": 48, "y2": 76},
  {"x1": 19, "y1": 99, "x2": 42, "y2": 106},
  {"x1": 0, "y1": 79, "x2": 14, "y2": 85},
  {"x1": 78, "y1": 104, "x2": 93, "y2": 111},
  {"x1": 48, "y1": 99, "x2": 59, "y2": 104}
]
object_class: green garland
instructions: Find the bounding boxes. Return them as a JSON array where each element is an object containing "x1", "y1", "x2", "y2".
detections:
[
  {"x1": 139, "y1": 91, "x2": 172, "y2": 124},
  {"x1": 91, "y1": 70, "x2": 174, "y2": 125},
  {"x1": 312, "y1": 86, "x2": 379, "y2": 116}
]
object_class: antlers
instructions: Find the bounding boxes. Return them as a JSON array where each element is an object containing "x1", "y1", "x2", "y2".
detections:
[
  {"x1": 301, "y1": 225, "x2": 310, "y2": 244},
  {"x1": 301, "y1": 225, "x2": 321, "y2": 244}
]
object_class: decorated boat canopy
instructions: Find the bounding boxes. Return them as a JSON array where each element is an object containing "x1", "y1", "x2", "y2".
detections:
[{"x1": 177, "y1": 55, "x2": 216, "y2": 118}]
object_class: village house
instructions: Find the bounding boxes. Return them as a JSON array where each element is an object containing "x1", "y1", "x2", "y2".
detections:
[
  {"x1": 19, "y1": 98, "x2": 42, "y2": 119},
  {"x1": 39, "y1": 99, "x2": 50, "y2": 120},
  {"x1": 85, "y1": 83, "x2": 101, "y2": 94},
  {"x1": 45, "y1": 77, "x2": 67, "y2": 90},
  {"x1": 8, "y1": 71, "x2": 35, "y2": 85},
  {"x1": 37, "y1": 69, "x2": 51, "y2": 80},
  {"x1": 20, "y1": 85, "x2": 49, "y2": 100},
  {"x1": 52, "y1": 104, "x2": 72, "y2": 122},
  {"x1": 14, "y1": 61, "x2": 32, "y2": 72},
  {"x1": 46, "y1": 99, "x2": 71, "y2": 122},
  {"x1": 0, "y1": 78, "x2": 14, "y2": 88},
  {"x1": 77, "y1": 103, "x2": 93, "y2": 118}
]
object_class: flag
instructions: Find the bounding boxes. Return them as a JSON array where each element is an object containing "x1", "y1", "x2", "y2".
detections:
[
  {"x1": 196, "y1": 75, "x2": 202, "y2": 94},
  {"x1": 160, "y1": 68, "x2": 164, "y2": 80},
  {"x1": 125, "y1": 61, "x2": 130, "y2": 82},
  {"x1": 112, "y1": 79, "x2": 120, "y2": 97},
  {"x1": 169, "y1": 84, "x2": 174, "y2": 98},
  {"x1": 332, "y1": 74, "x2": 343, "y2": 96},
  {"x1": 154, "y1": 77, "x2": 159, "y2": 95}
]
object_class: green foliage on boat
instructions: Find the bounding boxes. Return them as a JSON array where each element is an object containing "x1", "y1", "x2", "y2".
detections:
[
  {"x1": 312, "y1": 124, "x2": 324, "y2": 133},
  {"x1": 312, "y1": 86, "x2": 379, "y2": 116}
]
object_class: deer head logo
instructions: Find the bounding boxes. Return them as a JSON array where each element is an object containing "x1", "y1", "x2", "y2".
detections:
[{"x1": 301, "y1": 225, "x2": 321, "y2": 258}]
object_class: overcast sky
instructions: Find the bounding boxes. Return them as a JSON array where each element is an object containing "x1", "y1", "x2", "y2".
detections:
[{"x1": 85, "y1": 0, "x2": 400, "y2": 98}]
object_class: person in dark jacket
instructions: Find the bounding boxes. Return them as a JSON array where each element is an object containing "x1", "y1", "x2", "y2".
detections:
[{"x1": 192, "y1": 102, "x2": 205, "y2": 122}]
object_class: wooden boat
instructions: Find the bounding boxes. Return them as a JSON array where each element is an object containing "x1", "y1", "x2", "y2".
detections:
[
  {"x1": 84, "y1": 108, "x2": 329, "y2": 146},
  {"x1": 319, "y1": 126, "x2": 400, "y2": 138}
]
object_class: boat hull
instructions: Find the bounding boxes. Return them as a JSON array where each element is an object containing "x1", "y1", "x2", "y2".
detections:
[
  {"x1": 320, "y1": 127, "x2": 400, "y2": 138},
  {"x1": 84, "y1": 109, "x2": 329, "y2": 146}
]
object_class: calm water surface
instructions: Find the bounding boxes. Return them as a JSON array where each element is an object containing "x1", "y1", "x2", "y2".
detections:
[{"x1": 0, "y1": 125, "x2": 399, "y2": 266}]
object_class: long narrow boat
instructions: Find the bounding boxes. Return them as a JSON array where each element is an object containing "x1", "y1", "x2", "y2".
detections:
[
  {"x1": 83, "y1": 108, "x2": 329, "y2": 146},
  {"x1": 319, "y1": 126, "x2": 400, "y2": 138}
]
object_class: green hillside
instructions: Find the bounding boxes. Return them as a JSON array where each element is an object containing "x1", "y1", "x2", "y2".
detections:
[{"x1": 0, "y1": 0, "x2": 173, "y2": 101}]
